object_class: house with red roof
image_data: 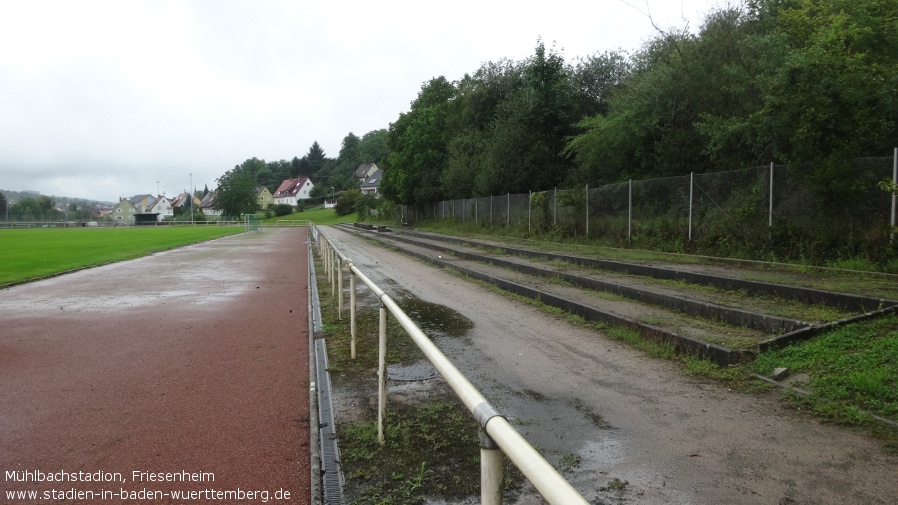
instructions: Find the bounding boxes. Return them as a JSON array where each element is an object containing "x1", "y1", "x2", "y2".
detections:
[{"x1": 273, "y1": 177, "x2": 314, "y2": 207}]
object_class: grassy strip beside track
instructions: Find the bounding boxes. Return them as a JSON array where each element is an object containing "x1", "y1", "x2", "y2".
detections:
[
  {"x1": 258, "y1": 207, "x2": 357, "y2": 226},
  {"x1": 313, "y1": 253, "x2": 524, "y2": 504},
  {"x1": 0, "y1": 227, "x2": 243, "y2": 285}
]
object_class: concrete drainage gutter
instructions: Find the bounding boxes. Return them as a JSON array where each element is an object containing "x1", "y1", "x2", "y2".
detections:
[{"x1": 308, "y1": 238, "x2": 345, "y2": 504}]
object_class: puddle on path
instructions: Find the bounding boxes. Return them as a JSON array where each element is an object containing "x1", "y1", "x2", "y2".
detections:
[
  {"x1": 398, "y1": 295, "x2": 474, "y2": 340},
  {"x1": 387, "y1": 295, "x2": 474, "y2": 381}
]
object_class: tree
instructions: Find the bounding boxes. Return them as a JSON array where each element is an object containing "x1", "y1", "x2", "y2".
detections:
[
  {"x1": 358, "y1": 129, "x2": 390, "y2": 165},
  {"x1": 306, "y1": 141, "x2": 328, "y2": 179},
  {"x1": 214, "y1": 168, "x2": 259, "y2": 218},
  {"x1": 382, "y1": 76, "x2": 456, "y2": 206}
]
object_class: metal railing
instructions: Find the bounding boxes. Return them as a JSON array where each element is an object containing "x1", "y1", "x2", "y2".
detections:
[
  {"x1": 310, "y1": 223, "x2": 588, "y2": 505},
  {"x1": 273, "y1": 219, "x2": 310, "y2": 227}
]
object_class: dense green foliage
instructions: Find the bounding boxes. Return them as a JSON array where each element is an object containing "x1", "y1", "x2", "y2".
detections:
[
  {"x1": 335, "y1": 188, "x2": 361, "y2": 216},
  {"x1": 378, "y1": 0, "x2": 898, "y2": 212},
  {"x1": 0, "y1": 228, "x2": 243, "y2": 285},
  {"x1": 568, "y1": 0, "x2": 898, "y2": 201},
  {"x1": 214, "y1": 167, "x2": 260, "y2": 218},
  {"x1": 272, "y1": 203, "x2": 294, "y2": 217}
]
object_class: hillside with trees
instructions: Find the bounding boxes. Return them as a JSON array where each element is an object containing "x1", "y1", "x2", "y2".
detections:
[{"x1": 380, "y1": 0, "x2": 898, "y2": 210}]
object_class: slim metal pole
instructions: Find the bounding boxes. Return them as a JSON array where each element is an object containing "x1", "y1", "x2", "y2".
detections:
[
  {"x1": 553, "y1": 187, "x2": 557, "y2": 226},
  {"x1": 891, "y1": 148, "x2": 896, "y2": 244},
  {"x1": 507, "y1": 193, "x2": 510, "y2": 226},
  {"x1": 769, "y1": 162, "x2": 774, "y2": 227},
  {"x1": 585, "y1": 184, "x2": 589, "y2": 238},
  {"x1": 480, "y1": 428, "x2": 503, "y2": 505},
  {"x1": 350, "y1": 272, "x2": 357, "y2": 359},
  {"x1": 528, "y1": 191, "x2": 532, "y2": 233},
  {"x1": 628, "y1": 179, "x2": 632, "y2": 241},
  {"x1": 330, "y1": 249, "x2": 336, "y2": 299},
  {"x1": 377, "y1": 304, "x2": 388, "y2": 445},
  {"x1": 688, "y1": 172, "x2": 693, "y2": 241}
]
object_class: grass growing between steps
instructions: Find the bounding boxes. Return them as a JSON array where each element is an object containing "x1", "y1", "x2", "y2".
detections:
[{"x1": 750, "y1": 313, "x2": 898, "y2": 444}]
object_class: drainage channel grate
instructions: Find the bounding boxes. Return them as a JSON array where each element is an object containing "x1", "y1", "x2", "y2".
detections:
[{"x1": 315, "y1": 339, "x2": 344, "y2": 504}]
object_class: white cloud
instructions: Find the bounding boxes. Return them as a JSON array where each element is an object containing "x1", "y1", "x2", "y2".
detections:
[{"x1": 0, "y1": 0, "x2": 716, "y2": 202}]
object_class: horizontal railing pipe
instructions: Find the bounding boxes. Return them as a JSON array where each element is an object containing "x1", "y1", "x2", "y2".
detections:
[{"x1": 309, "y1": 223, "x2": 588, "y2": 505}]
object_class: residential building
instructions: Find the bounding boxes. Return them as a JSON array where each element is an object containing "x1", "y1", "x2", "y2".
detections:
[
  {"x1": 354, "y1": 163, "x2": 379, "y2": 183},
  {"x1": 256, "y1": 186, "x2": 274, "y2": 209},
  {"x1": 199, "y1": 192, "x2": 223, "y2": 219},
  {"x1": 360, "y1": 169, "x2": 383, "y2": 196},
  {"x1": 147, "y1": 195, "x2": 174, "y2": 221},
  {"x1": 110, "y1": 198, "x2": 137, "y2": 224},
  {"x1": 128, "y1": 194, "x2": 157, "y2": 213},
  {"x1": 171, "y1": 192, "x2": 201, "y2": 209},
  {"x1": 273, "y1": 177, "x2": 314, "y2": 206}
]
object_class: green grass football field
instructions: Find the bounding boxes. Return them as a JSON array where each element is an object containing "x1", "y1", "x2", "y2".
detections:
[{"x1": 0, "y1": 227, "x2": 244, "y2": 285}]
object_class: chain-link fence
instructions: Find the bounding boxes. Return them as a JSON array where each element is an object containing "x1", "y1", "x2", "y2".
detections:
[{"x1": 397, "y1": 154, "x2": 898, "y2": 260}]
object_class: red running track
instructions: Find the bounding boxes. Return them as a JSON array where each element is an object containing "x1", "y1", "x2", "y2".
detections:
[{"x1": 0, "y1": 228, "x2": 310, "y2": 504}]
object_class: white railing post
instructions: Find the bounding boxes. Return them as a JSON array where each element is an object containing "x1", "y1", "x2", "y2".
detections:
[
  {"x1": 350, "y1": 271, "x2": 357, "y2": 359},
  {"x1": 480, "y1": 428, "x2": 503, "y2": 505},
  {"x1": 377, "y1": 303, "x2": 387, "y2": 446},
  {"x1": 337, "y1": 257, "x2": 343, "y2": 320},
  {"x1": 688, "y1": 172, "x2": 694, "y2": 241},
  {"x1": 330, "y1": 247, "x2": 336, "y2": 299}
]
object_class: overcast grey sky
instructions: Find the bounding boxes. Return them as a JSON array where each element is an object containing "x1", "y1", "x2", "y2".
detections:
[{"x1": 0, "y1": 0, "x2": 716, "y2": 203}]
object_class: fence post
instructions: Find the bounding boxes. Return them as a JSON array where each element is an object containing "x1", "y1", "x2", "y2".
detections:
[
  {"x1": 769, "y1": 162, "x2": 774, "y2": 227},
  {"x1": 377, "y1": 303, "x2": 387, "y2": 445},
  {"x1": 688, "y1": 172, "x2": 693, "y2": 241},
  {"x1": 480, "y1": 428, "x2": 503, "y2": 505},
  {"x1": 585, "y1": 184, "x2": 589, "y2": 238},
  {"x1": 891, "y1": 148, "x2": 897, "y2": 244},
  {"x1": 350, "y1": 271, "x2": 357, "y2": 359},
  {"x1": 628, "y1": 179, "x2": 632, "y2": 242},
  {"x1": 554, "y1": 187, "x2": 557, "y2": 226}
]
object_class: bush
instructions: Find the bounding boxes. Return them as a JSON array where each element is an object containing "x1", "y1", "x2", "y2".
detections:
[
  {"x1": 336, "y1": 189, "x2": 361, "y2": 216},
  {"x1": 273, "y1": 203, "x2": 294, "y2": 216}
]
